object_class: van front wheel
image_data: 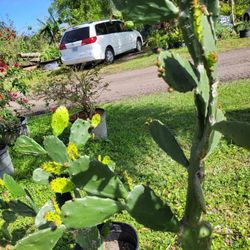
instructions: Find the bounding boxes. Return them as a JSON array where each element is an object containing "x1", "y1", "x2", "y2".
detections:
[{"x1": 105, "y1": 47, "x2": 114, "y2": 64}]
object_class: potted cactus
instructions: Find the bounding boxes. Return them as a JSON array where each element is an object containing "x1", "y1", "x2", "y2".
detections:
[{"x1": 0, "y1": 106, "x2": 139, "y2": 249}]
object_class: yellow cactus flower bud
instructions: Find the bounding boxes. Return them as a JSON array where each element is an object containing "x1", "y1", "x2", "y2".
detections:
[
  {"x1": 206, "y1": 52, "x2": 218, "y2": 70},
  {"x1": 91, "y1": 113, "x2": 101, "y2": 128},
  {"x1": 44, "y1": 211, "x2": 62, "y2": 226},
  {"x1": 52, "y1": 198, "x2": 61, "y2": 215},
  {"x1": 0, "y1": 179, "x2": 5, "y2": 187},
  {"x1": 122, "y1": 170, "x2": 133, "y2": 191},
  {"x1": 50, "y1": 177, "x2": 75, "y2": 194},
  {"x1": 67, "y1": 142, "x2": 79, "y2": 161},
  {"x1": 41, "y1": 161, "x2": 67, "y2": 174}
]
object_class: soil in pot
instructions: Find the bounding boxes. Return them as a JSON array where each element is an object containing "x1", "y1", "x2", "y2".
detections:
[
  {"x1": 75, "y1": 222, "x2": 138, "y2": 250},
  {"x1": 104, "y1": 240, "x2": 135, "y2": 250},
  {"x1": 101, "y1": 222, "x2": 138, "y2": 250}
]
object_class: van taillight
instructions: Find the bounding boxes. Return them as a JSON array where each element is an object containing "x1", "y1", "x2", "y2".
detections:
[
  {"x1": 81, "y1": 36, "x2": 97, "y2": 45},
  {"x1": 59, "y1": 43, "x2": 66, "y2": 50}
]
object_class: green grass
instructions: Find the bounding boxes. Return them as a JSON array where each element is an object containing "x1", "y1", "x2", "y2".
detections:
[
  {"x1": 1, "y1": 79, "x2": 250, "y2": 249},
  {"x1": 101, "y1": 37, "x2": 250, "y2": 74}
]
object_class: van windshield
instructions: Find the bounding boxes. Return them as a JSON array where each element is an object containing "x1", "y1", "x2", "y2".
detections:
[{"x1": 61, "y1": 27, "x2": 89, "y2": 43}]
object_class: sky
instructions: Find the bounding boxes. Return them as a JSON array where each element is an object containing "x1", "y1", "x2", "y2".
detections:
[{"x1": 0, "y1": 0, "x2": 52, "y2": 34}]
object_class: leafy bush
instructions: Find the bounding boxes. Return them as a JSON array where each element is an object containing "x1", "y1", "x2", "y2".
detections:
[
  {"x1": 215, "y1": 23, "x2": 237, "y2": 40},
  {"x1": 41, "y1": 44, "x2": 60, "y2": 61},
  {"x1": 35, "y1": 67, "x2": 109, "y2": 117}
]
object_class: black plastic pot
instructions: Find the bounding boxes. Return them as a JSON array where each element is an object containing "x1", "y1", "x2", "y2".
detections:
[
  {"x1": 0, "y1": 145, "x2": 14, "y2": 178},
  {"x1": 1, "y1": 116, "x2": 29, "y2": 146},
  {"x1": 239, "y1": 29, "x2": 250, "y2": 38},
  {"x1": 75, "y1": 222, "x2": 139, "y2": 250}
]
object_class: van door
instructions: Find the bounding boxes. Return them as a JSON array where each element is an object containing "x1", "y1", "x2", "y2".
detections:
[{"x1": 105, "y1": 21, "x2": 123, "y2": 55}]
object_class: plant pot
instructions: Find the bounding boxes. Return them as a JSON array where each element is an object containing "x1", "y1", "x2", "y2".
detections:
[
  {"x1": 1, "y1": 116, "x2": 29, "y2": 146},
  {"x1": 0, "y1": 145, "x2": 14, "y2": 178},
  {"x1": 239, "y1": 29, "x2": 250, "y2": 38},
  {"x1": 70, "y1": 108, "x2": 108, "y2": 140},
  {"x1": 75, "y1": 222, "x2": 139, "y2": 250},
  {"x1": 92, "y1": 108, "x2": 108, "y2": 140}
]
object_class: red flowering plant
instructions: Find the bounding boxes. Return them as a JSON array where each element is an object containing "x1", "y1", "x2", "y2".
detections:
[{"x1": 0, "y1": 66, "x2": 30, "y2": 147}]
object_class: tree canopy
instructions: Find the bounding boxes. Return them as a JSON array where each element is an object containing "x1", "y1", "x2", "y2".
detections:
[{"x1": 49, "y1": 0, "x2": 113, "y2": 25}]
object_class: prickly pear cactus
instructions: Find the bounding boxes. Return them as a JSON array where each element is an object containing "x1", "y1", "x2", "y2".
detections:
[{"x1": 110, "y1": 0, "x2": 250, "y2": 249}]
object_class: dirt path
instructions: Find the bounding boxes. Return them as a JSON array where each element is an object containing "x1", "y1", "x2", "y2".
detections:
[
  {"x1": 28, "y1": 47, "x2": 250, "y2": 114},
  {"x1": 99, "y1": 46, "x2": 250, "y2": 103}
]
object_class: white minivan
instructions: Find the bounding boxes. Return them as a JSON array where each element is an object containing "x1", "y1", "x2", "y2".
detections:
[{"x1": 59, "y1": 20, "x2": 143, "y2": 65}]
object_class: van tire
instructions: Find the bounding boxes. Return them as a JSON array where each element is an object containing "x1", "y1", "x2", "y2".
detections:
[
  {"x1": 105, "y1": 47, "x2": 115, "y2": 64},
  {"x1": 135, "y1": 38, "x2": 142, "y2": 52}
]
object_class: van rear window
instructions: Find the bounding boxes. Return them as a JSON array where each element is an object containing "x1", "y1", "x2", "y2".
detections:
[{"x1": 61, "y1": 27, "x2": 89, "y2": 43}]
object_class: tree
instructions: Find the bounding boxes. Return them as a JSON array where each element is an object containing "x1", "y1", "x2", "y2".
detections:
[
  {"x1": 37, "y1": 8, "x2": 61, "y2": 44},
  {"x1": 50, "y1": 0, "x2": 112, "y2": 25}
]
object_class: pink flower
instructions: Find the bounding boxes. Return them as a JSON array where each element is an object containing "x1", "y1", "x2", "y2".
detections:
[
  {"x1": 9, "y1": 92, "x2": 18, "y2": 101},
  {"x1": 20, "y1": 97, "x2": 28, "y2": 104}
]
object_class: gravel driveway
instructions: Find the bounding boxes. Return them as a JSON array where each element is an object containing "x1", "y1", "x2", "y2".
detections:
[
  {"x1": 99, "y1": 47, "x2": 250, "y2": 103},
  {"x1": 28, "y1": 47, "x2": 250, "y2": 114}
]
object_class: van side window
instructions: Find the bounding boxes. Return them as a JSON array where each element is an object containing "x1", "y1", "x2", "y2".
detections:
[
  {"x1": 106, "y1": 21, "x2": 121, "y2": 34},
  {"x1": 95, "y1": 23, "x2": 107, "y2": 35}
]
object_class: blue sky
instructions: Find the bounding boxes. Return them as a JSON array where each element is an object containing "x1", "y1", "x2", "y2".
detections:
[{"x1": 0, "y1": 0, "x2": 52, "y2": 33}]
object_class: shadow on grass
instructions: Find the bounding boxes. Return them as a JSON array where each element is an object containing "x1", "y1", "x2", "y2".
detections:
[
  {"x1": 225, "y1": 107, "x2": 250, "y2": 122},
  {"x1": 85, "y1": 103, "x2": 195, "y2": 181}
]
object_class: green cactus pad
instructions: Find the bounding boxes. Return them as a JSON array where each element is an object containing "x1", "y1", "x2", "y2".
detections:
[
  {"x1": 14, "y1": 135, "x2": 47, "y2": 155},
  {"x1": 3, "y1": 174, "x2": 26, "y2": 198},
  {"x1": 35, "y1": 200, "x2": 53, "y2": 228},
  {"x1": 213, "y1": 121, "x2": 250, "y2": 150},
  {"x1": 14, "y1": 226, "x2": 65, "y2": 250},
  {"x1": 51, "y1": 106, "x2": 69, "y2": 137},
  {"x1": 201, "y1": 15, "x2": 216, "y2": 54},
  {"x1": 158, "y1": 51, "x2": 197, "y2": 92},
  {"x1": 127, "y1": 185, "x2": 180, "y2": 232},
  {"x1": 8, "y1": 200, "x2": 36, "y2": 217},
  {"x1": 71, "y1": 160, "x2": 128, "y2": 199},
  {"x1": 44, "y1": 136, "x2": 68, "y2": 164},
  {"x1": 207, "y1": 109, "x2": 225, "y2": 156},
  {"x1": 112, "y1": 0, "x2": 178, "y2": 24},
  {"x1": 150, "y1": 120, "x2": 189, "y2": 167},
  {"x1": 68, "y1": 155, "x2": 90, "y2": 176},
  {"x1": 32, "y1": 168, "x2": 51, "y2": 185},
  {"x1": 75, "y1": 227, "x2": 104, "y2": 250},
  {"x1": 69, "y1": 119, "x2": 91, "y2": 149},
  {"x1": 61, "y1": 197, "x2": 122, "y2": 228}
]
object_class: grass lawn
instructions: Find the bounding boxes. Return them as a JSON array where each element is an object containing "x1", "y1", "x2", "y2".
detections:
[{"x1": 1, "y1": 79, "x2": 250, "y2": 249}]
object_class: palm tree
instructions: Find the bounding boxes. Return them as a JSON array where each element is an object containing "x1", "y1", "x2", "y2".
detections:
[{"x1": 37, "y1": 8, "x2": 61, "y2": 44}]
